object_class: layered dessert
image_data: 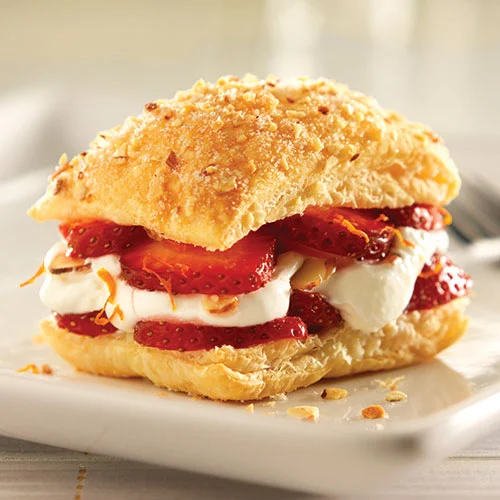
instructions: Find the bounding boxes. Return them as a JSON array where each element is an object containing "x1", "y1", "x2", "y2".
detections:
[{"x1": 25, "y1": 76, "x2": 472, "y2": 400}]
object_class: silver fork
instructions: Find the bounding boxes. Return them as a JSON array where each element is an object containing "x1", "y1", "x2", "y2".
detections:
[{"x1": 448, "y1": 175, "x2": 500, "y2": 260}]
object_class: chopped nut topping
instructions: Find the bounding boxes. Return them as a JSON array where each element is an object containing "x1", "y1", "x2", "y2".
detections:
[
  {"x1": 279, "y1": 156, "x2": 289, "y2": 171},
  {"x1": 246, "y1": 161, "x2": 257, "y2": 174},
  {"x1": 74, "y1": 183, "x2": 89, "y2": 201},
  {"x1": 287, "y1": 405, "x2": 319, "y2": 423},
  {"x1": 286, "y1": 110, "x2": 307, "y2": 119},
  {"x1": 236, "y1": 134, "x2": 248, "y2": 143},
  {"x1": 52, "y1": 178, "x2": 64, "y2": 195},
  {"x1": 243, "y1": 91, "x2": 256, "y2": 102},
  {"x1": 216, "y1": 177, "x2": 236, "y2": 194},
  {"x1": 265, "y1": 75, "x2": 279, "y2": 87},
  {"x1": 144, "y1": 102, "x2": 158, "y2": 112},
  {"x1": 202, "y1": 294, "x2": 239, "y2": 315},
  {"x1": 424, "y1": 129, "x2": 442, "y2": 143},
  {"x1": 245, "y1": 403, "x2": 254, "y2": 413},
  {"x1": 203, "y1": 165, "x2": 217, "y2": 176},
  {"x1": 293, "y1": 123, "x2": 303, "y2": 138},
  {"x1": 311, "y1": 136, "x2": 324, "y2": 152},
  {"x1": 50, "y1": 155, "x2": 72, "y2": 180},
  {"x1": 268, "y1": 122, "x2": 278, "y2": 132},
  {"x1": 318, "y1": 105, "x2": 330, "y2": 115},
  {"x1": 166, "y1": 151, "x2": 179, "y2": 171},
  {"x1": 362, "y1": 405, "x2": 387, "y2": 419},
  {"x1": 385, "y1": 391, "x2": 407, "y2": 402},
  {"x1": 58, "y1": 153, "x2": 68, "y2": 167},
  {"x1": 321, "y1": 388, "x2": 348, "y2": 400},
  {"x1": 112, "y1": 144, "x2": 129, "y2": 162}
]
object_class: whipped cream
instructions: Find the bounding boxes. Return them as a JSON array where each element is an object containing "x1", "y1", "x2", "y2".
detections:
[
  {"x1": 40, "y1": 244, "x2": 304, "y2": 331},
  {"x1": 313, "y1": 227, "x2": 449, "y2": 333},
  {"x1": 40, "y1": 227, "x2": 448, "y2": 336}
]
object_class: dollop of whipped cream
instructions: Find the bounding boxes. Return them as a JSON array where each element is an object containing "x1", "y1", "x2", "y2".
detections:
[
  {"x1": 40, "y1": 244, "x2": 304, "y2": 331},
  {"x1": 313, "y1": 227, "x2": 449, "y2": 333}
]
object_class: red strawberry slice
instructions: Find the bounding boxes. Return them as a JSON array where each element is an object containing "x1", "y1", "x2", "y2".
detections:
[
  {"x1": 288, "y1": 291, "x2": 342, "y2": 332},
  {"x1": 134, "y1": 316, "x2": 307, "y2": 351},
  {"x1": 276, "y1": 207, "x2": 394, "y2": 261},
  {"x1": 120, "y1": 232, "x2": 276, "y2": 295},
  {"x1": 60, "y1": 220, "x2": 149, "y2": 258},
  {"x1": 54, "y1": 311, "x2": 117, "y2": 337},
  {"x1": 406, "y1": 254, "x2": 472, "y2": 312},
  {"x1": 382, "y1": 204, "x2": 450, "y2": 231}
]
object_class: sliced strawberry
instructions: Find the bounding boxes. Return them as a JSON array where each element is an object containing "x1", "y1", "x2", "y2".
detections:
[
  {"x1": 120, "y1": 232, "x2": 276, "y2": 295},
  {"x1": 406, "y1": 254, "x2": 472, "y2": 312},
  {"x1": 54, "y1": 311, "x2": 117, "y2": 337},
  {"x1": 276, "y1": 207, "x2": 394, "y2": 261},
  {"x1": 288, "y1": 291, "x2": 342, "y2": 332},
  {"x1": 382, "y1": 204, "x2": 450, "y2": 231},
  {"x1": 134, "y1": 316, "x2": 307, "y2": 351},
  {"x1": 60, "y1": 221, "x2": 149, "y2": 258}
]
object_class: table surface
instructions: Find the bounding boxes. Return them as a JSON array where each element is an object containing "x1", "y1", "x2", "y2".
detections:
[{"x1": 1, "y1": 430, "x2": 500, "y2": 500}]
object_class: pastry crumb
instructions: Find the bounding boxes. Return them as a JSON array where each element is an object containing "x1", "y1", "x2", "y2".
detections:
[
  {"x1": 245, "y1": 403, "x2": 254, "y2": 413},
  {"x1": 287, "y1": 405, "x2": 319, "y2": 423},
  {"x1": 262, "y1": 401, "x2": 276, "y2": 408},
  {"x1": 362, "y1": 405, "x2": 387, "y2": 419},
  {"x1": 17, "y1": 364, "x2": 40, "y2": 374},
  {"x1": 321, "y1": 387, "x2": 348, "y2": 400},
  {"x1": 271, "y1": 393, "x2": 288, "y2": 401},
  {"x1": 373, "y1": 376, "x2": 404, "y2": 390},
  {"x1": 264, "y1": 411, "x2": 277, "y2": 417},
  {"x1": 385, "y1": 391, "x2": 407, "y2": 402}
]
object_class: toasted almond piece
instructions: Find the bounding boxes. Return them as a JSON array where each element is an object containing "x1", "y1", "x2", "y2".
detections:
[
  {"x1": 41, "y1": 364, "x2": 53, "y2": 375},
  {"x1": 202, "y1": 295, "x2": 239, "y2": 315},
  {"x1": 290, "y1": 258, "x2": 336, "y2": 291},
  {"x1": 362, "y1": 405, "x2": 387, "y2": 419},
  {"x1": 245, "y1": 403, "x2": 254, "y2": 413},
  {"x1": 385, "y1": 391, "x2": 407, "y2": 402},
  {"x1": 287, "y1": 405, "x2": 319, "y2": 423},
  {"x1": 48, "y1": 252, "x2": 90, "y2": 275},
  {"x1": 321, "y1": 388, "x2": 348, "y2": 400}
]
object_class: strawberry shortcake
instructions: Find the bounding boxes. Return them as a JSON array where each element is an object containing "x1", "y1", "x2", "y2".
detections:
[{"x1": 25, "y1": 75, "x2": 472, "y2": 400}]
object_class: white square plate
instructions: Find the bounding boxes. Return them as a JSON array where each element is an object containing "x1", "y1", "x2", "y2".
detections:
[{"x1": 1, "y1": 172, "x2": 499, "y2": 496}]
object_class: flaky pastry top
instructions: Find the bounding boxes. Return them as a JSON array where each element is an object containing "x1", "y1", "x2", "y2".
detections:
[{"x1": 29, "y1": 75, "x2": 460, "y2": 250}]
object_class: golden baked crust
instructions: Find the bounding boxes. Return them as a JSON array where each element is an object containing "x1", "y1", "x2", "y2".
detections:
[
  {"x1": 29, "y1": 75, "x2": 460, "y2": 251},
  {"x1": 40, "y1": 298, "x2": 468, "y2": 401}
]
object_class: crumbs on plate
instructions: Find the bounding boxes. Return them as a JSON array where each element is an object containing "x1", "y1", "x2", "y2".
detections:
[
  {"x1": 321, "y1": 387, "x2": 348, "y2": 400},
  {"x1": 17, "y1": 363, "x2": 53, "y2": 375},
  {"x1": 385, "y1": 391, "x2": 407, "y2": 402},
  {"x1": 362, "y1": 405, "x2": 387, "y2": 419},
  {"x1": 287, "y1": 405, "x2": 319, "y2": 423}
]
